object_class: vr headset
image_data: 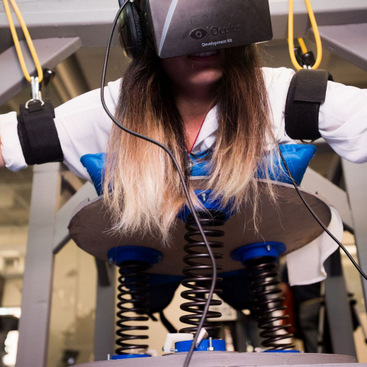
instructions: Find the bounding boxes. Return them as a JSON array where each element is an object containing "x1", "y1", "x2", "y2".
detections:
[{"x1": 118, "y1": 0, "x2": 273, "y2": 59}]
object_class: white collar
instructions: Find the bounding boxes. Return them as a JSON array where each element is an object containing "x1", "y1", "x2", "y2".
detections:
[{"x1": 190, "y1": 105, "x2": 218, "y2": 154}]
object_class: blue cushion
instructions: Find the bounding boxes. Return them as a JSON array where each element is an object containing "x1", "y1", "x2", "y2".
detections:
[
  {"x1": 256, "y1": 144, "x2": 316, "y2": 185},
  {"x1": 80, "y1": 144, "x2": 316, "y2": 195},
  {"x1": 80, "y1": 153, "x2": 106, "y2": 195}
]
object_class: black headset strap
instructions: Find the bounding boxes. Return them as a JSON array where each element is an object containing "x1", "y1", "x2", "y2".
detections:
[{"x1": 285, "y1": 69, "x2": 333, "y2": 141}]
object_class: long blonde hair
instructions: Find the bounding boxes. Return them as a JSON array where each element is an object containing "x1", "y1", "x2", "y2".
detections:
[{"x1": 103, "y1": 45, "x2": 275, "y2": 243}]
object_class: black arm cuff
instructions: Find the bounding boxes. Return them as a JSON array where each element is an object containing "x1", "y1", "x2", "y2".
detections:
[
  {"x1": 285, "y1": 69, "x2": 333, "y2": 141},
  {"x1": 17, "y1": 100, "x2": 64, "y2": 165}
]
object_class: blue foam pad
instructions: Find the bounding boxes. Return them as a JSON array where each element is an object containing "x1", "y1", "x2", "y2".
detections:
[
  {"x1": 256, "y1": 144, "x2": 316, "y2": 185},
  {"x1": 80, "y1": 144, "x2": 316, "y2": 195},
  {"x1": 80, "y1": 153, "x2": 106, "y2": 195}
]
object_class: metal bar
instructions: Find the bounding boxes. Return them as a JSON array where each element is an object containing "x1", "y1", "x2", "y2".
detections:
[
  {"x1": 94, "y1": 261, "x2": 116, "y2": 361},
  {"x1": 315, "y1": 23, "x2": 367, "y2": 72},
  {"x1": 0, "y1": 37, "x2": 81, "y2": 105},
  {"x1": 53, "y1": 181, "x2": 97, "y2": 254},
  {"x1": 16, "y1": 163, "x2": 62, "y2": 367},
  {"x1": 342, "y1": 159, "x2": 367, "y2": 311},
  {"x1": 324, "y1": 250, "x2": 357, "y2": 357},
  {"x1": 302, "y1": 168, "x2": 353, "y2": 229}
]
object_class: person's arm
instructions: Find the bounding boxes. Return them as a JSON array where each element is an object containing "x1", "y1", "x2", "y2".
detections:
[
  {"x1": 0, "y1": 78, "x2": 120, "y2": 179},
  {"x1": 319, "y1": 80, "x2": 367, "y2": 163},
  {"x1": 51, "y1": 82, "x2": 118, "y2": 179},
  {"x1": 0, "y1": 111, "x2": 27, "y2": 171},
  {"x1": 264, "y1": 67, "x2": 367, "y2": 163}
]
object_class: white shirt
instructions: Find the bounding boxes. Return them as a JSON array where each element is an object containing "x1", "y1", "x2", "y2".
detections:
[
  {"x1": 1, "y1": 66, "x2": 367, "y2": 285},
  {"x1": 2, "y1": 67, "x2": 367, "y2": 178}
]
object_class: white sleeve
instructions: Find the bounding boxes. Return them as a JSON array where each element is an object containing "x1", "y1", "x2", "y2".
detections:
[
  {"x1": 263, "y1": 66, "x2": 296, "y2": 145},
  {"x1": 319, "y1": 80, "x2": 367, "y2": 163},
  {"x1": 0, "y1": 79, "x2": 120, "y2": 180},
  {"x1": 0, "y1": 111, "x2": 27, "y2": 171},
  {"x1": 265, "y1": 67, "x2": 367, "y2": 163}
]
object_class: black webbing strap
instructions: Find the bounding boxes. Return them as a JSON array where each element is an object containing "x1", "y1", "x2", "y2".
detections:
[
  {"x1": 17, "y1": 99, "x2": 64, "y2": 165},
  {"x1": 285, "y1": 69, "x2": 332, "y2": 141}
]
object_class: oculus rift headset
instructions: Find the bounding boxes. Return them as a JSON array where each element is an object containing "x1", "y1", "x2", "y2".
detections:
[{"x1": 117, "y1": 0, "x2": 273, "y2": 59}]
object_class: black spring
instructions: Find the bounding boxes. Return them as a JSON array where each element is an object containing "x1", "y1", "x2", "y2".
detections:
[
  {"x1": 179, "y1": 210, "x2": 225, "y2": 336},
  {"x1": 246, "y1": 257, "x2": 295, "y2": 350},
  {"x1": 115, "y1": 261, "x2": 150, "y2": 355}
]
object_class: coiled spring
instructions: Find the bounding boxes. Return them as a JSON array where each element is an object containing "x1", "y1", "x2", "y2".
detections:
[
  {"x1": 246, "y1": 257, "x2": 295, "y2": 350},
  {"x1": 179, "y1": 210, "x2": 225, "y2": 336},
  {"x1": 115, "y1": 261, "x2": 150, "y2": 355}
]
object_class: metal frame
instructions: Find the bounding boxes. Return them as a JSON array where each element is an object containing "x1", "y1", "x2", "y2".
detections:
[
  {"x1": 316, "y1": 24, "x2": 367, "y2": 72},
  {"x1": 15, "y1": 163, "x2": 101, "y2": 367},
  {"x1": 302, "y1": 153, "x2": 367, "y2": 358},
  {"x1": 342, "y1": 160, "x2": 367, "y2": 307},
  {"x1": 0, "y1": 37, "x2": 81, "y2": 105},
  {"x1": 325, "y1": 250, "x2": 357, "y2": 357},
  {"x1": 16, "y1": 163, "x2": 61, "y2": 367},
  {"x1": 304, "y1": 161, "x2": 367, "y2": 311}
]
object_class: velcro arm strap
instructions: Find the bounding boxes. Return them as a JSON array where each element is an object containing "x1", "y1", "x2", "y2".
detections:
[
  {"x1": 285, "y1": 69, "x2": 332, "y2": 141},
  {"x1": 17, "y1": 100, "x2": 64, "y2": 165}
]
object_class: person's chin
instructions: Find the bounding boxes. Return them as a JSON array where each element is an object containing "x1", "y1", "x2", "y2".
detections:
[{"x1": 188, "y1": 76, "x2": 222, "y2": 92}]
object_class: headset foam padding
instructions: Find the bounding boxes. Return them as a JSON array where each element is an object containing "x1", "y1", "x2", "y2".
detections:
[{"x1": 118, "y1": 2, "x2": 146, "y2": 59}]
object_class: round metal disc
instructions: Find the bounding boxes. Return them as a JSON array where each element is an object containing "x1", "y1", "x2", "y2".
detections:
[
  {"x1": 74, "y1": 351, "x2": 355, "y2": 367},
  {"x1": 68, "y1": 180, "x2": 331, "y2": 275}
]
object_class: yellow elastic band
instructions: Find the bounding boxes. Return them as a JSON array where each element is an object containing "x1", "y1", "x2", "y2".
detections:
[
  {"x1": 297, "y1": 37, "x2": 307, "y2": 54},
  {"x1": 3, "y1": 0, "x2": 43, "y2": 83},
  {"x1": 288, "y1": 0, "x2": 323, "y2": 70}
]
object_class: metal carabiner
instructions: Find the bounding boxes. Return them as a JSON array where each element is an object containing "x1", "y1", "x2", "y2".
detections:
[{"x1": 25, "y1": 76, "x2": 44, "y2": 109}]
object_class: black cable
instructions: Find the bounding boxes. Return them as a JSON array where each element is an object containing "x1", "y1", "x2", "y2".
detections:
[
  {"x1": 100, "y1": 2, "x2": 217, "y2": 366},
  {"x1": 278, "y1": 145, "x2": 367, "y2": 281}
]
